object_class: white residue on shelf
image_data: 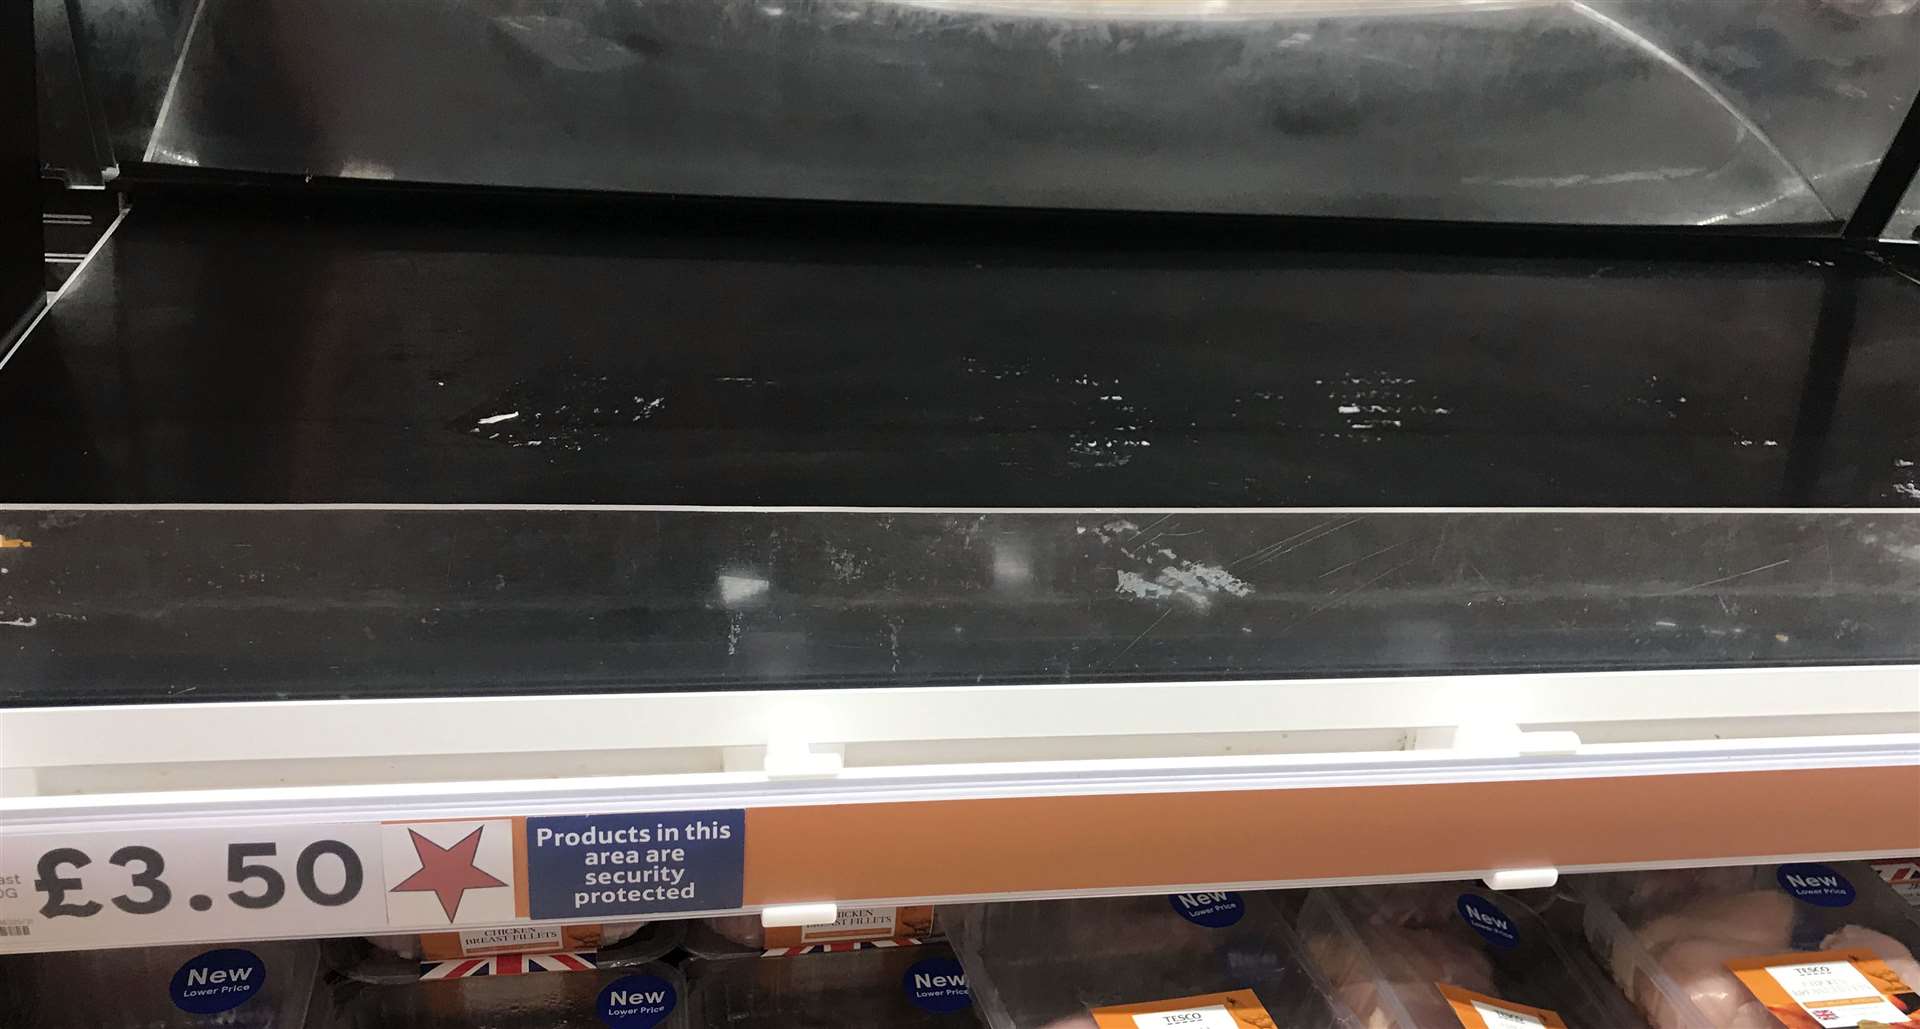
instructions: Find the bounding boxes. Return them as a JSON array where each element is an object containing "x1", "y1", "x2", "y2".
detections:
[
  {"x1": 961, "y1": 355, "x2": 1030, "y2": 381},
  {"x1": 1326, "y1": 373, "x2": 1449, "y2": 432},
  {"x1": 718, "y1": 574, "x2": 770, "y2": 606},
  {"x1": 726, "y1": 613, "x2": 743, "y2": 656},
  {"x1": 476, "y1": 411, "x2": 520, "y2": 425},
  {"x1": 1894, "y1": 482, "x2": 1920, "y2": 501},
  {"x1": 826, "y1": 543, "x2": 868, "y2": 583},
  {"x1": 1115, "y1": 560, "x2": 1253, "y2": 606},
  {"x1": 1896, "y1": 458, "x2": 1915, "y2": 468},
  {"x1": 1068, "y1": 432, "x2": 1151, "y2": 468},
  {"x1": 1115, "y1": 570, "x2": 1174, "y2": 600},
  {"x1": 0, "y1": 616, "x2": 37, "y2": 628},
  {"x1": 1155, "y1": 561, "x2": 1254, "y2": 600}
]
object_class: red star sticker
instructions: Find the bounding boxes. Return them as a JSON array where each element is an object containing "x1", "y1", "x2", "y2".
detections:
[{"x1": 389, "y1": 827, "x2": 507, "y2": 921}]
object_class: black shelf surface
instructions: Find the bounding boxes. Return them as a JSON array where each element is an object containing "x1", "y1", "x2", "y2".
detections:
[{"x1": 0, "y1": 202, "x2": 1917, "y2": 705}]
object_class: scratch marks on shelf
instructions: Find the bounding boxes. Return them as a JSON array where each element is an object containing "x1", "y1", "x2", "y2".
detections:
[
  {"x1": 1231, "y1": 517, "x2": 1361, "y2": 569},
  {"x1": 1315, "y1": 538, "x2": 1409, "y2": 579},
  {"x1": 1674, "y1": 557, "x2": 1792, "y2": 594}
]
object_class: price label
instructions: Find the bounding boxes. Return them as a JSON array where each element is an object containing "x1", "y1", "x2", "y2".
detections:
[
  {"x1": 1128, "y1": 1006, "x2": 1237, "y2": 1029},
  {"x1": 1437, "y1": 984, "x2": 1568, "y2": 1029},
  {"x1": 1090, "y1": 989, "x2": 1274, "y2": 1029},
  {"x1": 1727, "y1": 948, "x2": 1918, "y2": 1029},
  {"x1": 0, "y1": 824, "x2": 386, "y2": 952}
]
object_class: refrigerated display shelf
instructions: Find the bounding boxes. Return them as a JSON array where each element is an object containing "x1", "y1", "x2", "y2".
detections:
[{"x1": 2, "y1": 191, "x2": 1918, "y2": 955}]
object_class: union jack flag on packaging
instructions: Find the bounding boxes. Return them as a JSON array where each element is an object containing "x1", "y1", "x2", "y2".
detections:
[
  {"x1": 419, "y1": 950, "x2": 599, "y2": 979},
  {"x1": 1872, "y1": 857, "x2": 1920, "y2": 907}
]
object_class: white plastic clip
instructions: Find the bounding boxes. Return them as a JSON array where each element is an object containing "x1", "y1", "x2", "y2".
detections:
[
  {"x1": 1483, "y1": 867, "x2": 1560, "y2": 892},
  {"x1": 722, "y1": 739, "x2": 845, "y2": 779},
  {"x1": 1412, "y1": 723, "x2": 1580, "y2": 756},
  {"x1": 761, "y1": 902, "x2": 838, "y2": 929}
]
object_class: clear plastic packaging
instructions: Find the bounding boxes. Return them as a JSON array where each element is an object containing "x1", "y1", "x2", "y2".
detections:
[
  {"x1": 686, "y1": 941, "x2": 982, "y2": 1027},
  {"x1": 326, "y1": 921, "x2": 684, "y2": 985},
  {"x1": 949, "y1": 891, "x2": 1352, "y2": 1029},
  {"x1": 1581, "y1": 861, "x2": 1920, "y2": 1029},
  {"x1": 1297, "y1": 883, "x2": 1643, "y2": 1028},
  {"x1": 0, "y1": 938, "x2": 319, "y2": 1027},
  {"x1": 309, "y1": 959, "x2": 687, "y2": 1028}
]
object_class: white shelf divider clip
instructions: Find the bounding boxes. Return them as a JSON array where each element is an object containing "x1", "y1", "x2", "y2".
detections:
[
  {"x1": 1483, "y1": 867, "x2": 1560, "y2": 892},
  {"x1": 1412, "y1": 722, "x2": 1581, "y2": 756},
  {"x1": 761, "y1": 902, "x2": 839, "y2": 929},
  {"x1": 722, "y1": 737, "x2": 845, "y2": 779}
]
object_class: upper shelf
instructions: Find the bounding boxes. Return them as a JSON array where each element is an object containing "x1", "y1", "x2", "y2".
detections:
[{"x1": 83, "y1": 0, "x2": 1920, "y2": 227}]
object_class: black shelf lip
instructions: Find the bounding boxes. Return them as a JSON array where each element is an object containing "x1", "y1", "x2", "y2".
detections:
[
  {"x1": 0, "y1": 506, "x2": 1914, "y2": 709},
  {"x1": 109, "y1": 161, "x2": 1881, "y2": 267}
]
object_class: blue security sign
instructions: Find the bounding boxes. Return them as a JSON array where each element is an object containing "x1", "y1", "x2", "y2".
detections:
[{"x1": 525, "y1": 810, "x2": 745, "y2": 921}]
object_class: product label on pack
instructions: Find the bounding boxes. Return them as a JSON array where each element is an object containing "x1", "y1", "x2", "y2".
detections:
[
  {"x1": 1091, "y1": 989, "x2": 1275, "y2": 1029},
  {"x1": 524, "y1": 810, "x2": 744, "y2": 920},
  {"x1": 1870, "y1": 859, "x2": 1920, "y2": 908},
  {"x1": 415, "y1": 923, "x2": 606, "y2": 959},
  {"x1": 762, "y1": 905, "x2": 934, "y2": 947},
  {"x1": 1438, "y1": 984, "x2": 1568, "y2": 1029},
  {"x1": 1727, "y1": 948, "x2": 1919, "y2": 1028},
  {"x1": 1169, "y1": 892, "x2": 1246, "y2": 928}
]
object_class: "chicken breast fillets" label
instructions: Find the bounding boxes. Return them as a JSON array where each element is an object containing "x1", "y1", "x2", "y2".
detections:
[{"x1": 1726, "y1": 948, "x2": 1920, "y2": 1029}]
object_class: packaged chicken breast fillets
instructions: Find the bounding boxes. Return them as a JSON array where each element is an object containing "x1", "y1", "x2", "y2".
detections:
[
  {"x1": 949, "y1": 891, "x2": 1353, "y2": 1029},
  {"x1": 0, "y1": 938, "x2": 319, "y2": 1027},
  {"x1": 685, "y1": 940, "x2": 981, "y2": 1027},
  {"x1": 308, "y1": 958, "x2": 687, "y2": 1028},
  {"x1": 1581, "y1": 861, "x2": 1920, "y2": 1029},
  {"x1": 1296, "y1": 883, "x2": 1644, "y2": 1029}
]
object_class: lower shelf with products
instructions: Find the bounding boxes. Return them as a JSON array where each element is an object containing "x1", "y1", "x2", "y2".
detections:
[{"x1": 4, "y1": 858, "x2": 1919, "y2": 1028}]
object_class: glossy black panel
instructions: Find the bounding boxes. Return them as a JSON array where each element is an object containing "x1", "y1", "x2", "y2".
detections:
[{"x1": 3, "y1": 206, "x2": 1919, "y2": 507}]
